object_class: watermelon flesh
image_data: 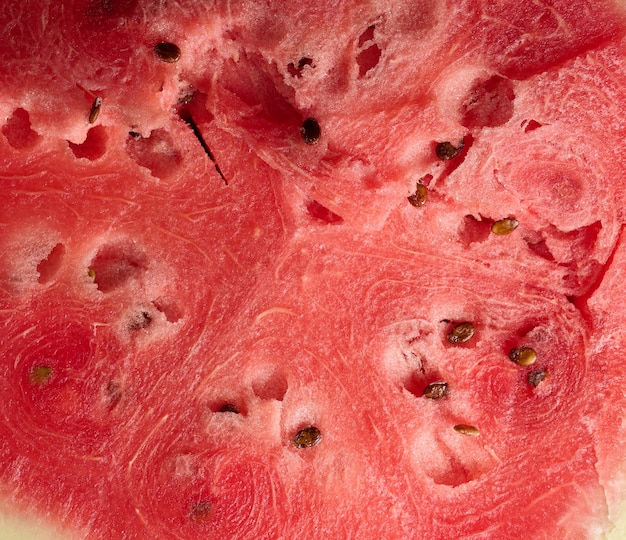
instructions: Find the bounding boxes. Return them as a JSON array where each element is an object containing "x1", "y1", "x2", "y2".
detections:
[{"x1": 2, "y1": 0, "x2": 626, "y2": 538}]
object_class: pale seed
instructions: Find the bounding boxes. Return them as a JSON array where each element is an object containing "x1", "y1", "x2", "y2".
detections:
[
  {"x1": 88, "y1": 96, "x2": 102, "y2": 124},
  {"x1": 491, "y1": 218, "x2": 519, "y2": 235},
  {"x1": 423, "y1": 381, "x2": 449, "y2": 399},
  {"x1": 453, "y1": 424, "x2": 480, "y2": 436},
  {"x1": 448, "y1": 322, "x2": 475, "y2": 344},
  {"x1": 408, "y1": 183, "x2": 428, "y2": 207},
  {"x1": 509, "y1": 346, "x2": 537, "y2": 366}
]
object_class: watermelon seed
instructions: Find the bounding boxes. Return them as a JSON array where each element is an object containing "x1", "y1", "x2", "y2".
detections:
[
  {"x1": 300, "y1": 117, "x2": 321, "y2": 145},
  {"x1": 435, "y1": 140, "x2": 464, "y2": 160},
  {"x1": 218, "y1": 403, "x2": 239, "y2": 413},
  {"x1": 88, "y1": 96, "x2": 102, "y2": 124},
  {"x1": 423, "y1": 382, "x2": 448, "y2": 399},
  {"x1": 293, "y1": 426, "x2": 322, "y2": 448},
  {"x1": 178, "y1": 109, "x2": 226, "y2": 183},
  {"x1": 453, "y1": 424, "x2": 480, "y2": 436},
  {"x1": 491, "y1": 218, "x2": 519, "y2": 235},
  {"x1": 528, "y1": 368, "x2": 548, "y2": 387},
  {"x1": 447, "y1": 322, "x2": 475, "y2": 344},
  {"x1": 190, "y1": 501, "x2": 212, "y2": 524},
  {"x1": 154, "y1": 42, "x2": 181, "y2": 63},
  {"x1": 509, "y1": 346, "x2": 537, "y2": 366},
  {"x1": 408, "y1": 182, "x2": 428, "y2": 207},
  {"x1": 29, "y1": 366, "x2": 52, "y2": 386},
  {"x1": 128, "y1": 131, "x2": 141, "y2": 139}
]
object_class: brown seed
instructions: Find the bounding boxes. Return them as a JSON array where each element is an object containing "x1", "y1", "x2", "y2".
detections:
[
  {"x1": 190, "y1": 501, "x2": 212, "y2": 524},
  {"x1": 293, "y1": 425, "x2": 322, "y2": 448},
  {"x1": 447, "y1": 322, "x2": 475, "y2": 344},
  {"x1": 408, "y1": 182, "x2": 428, "y2": 207},
  {"x1": 528, "y1": 368, "x2": 548, "y2": 387},
  {"x1": 29, "y1": 366, "x2": 52, "y2": 385},
  {"x1": 300, "y1": 117, "x2": 321, "y2": 145},
  {"x1": 435, "y1": 140, "x2": 464, "y2": 160},
  {"x1": 89, "y1": 96, "x2": 102, "y2": 124},
  {"x1": 453, "y1": 424, "x2": 480, "y2": 436},
  {"x1": 423, "y1": 381, "x2": 449, "y2": 399},
  {"x1": 491, "y1": 217, "x2": 519, "y2": 235},
  {"x1": 154, "y1": 42, "x2": 181, "y2": 63},
  {"x1": 509, "y1": 346, "x2": 537, "y2": 366}
]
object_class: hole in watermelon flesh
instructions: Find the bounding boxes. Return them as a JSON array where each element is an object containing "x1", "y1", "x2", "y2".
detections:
[
  {"x1": 68, "y1": 125, "x2": 107, "y2": 160},
  {"x1": 287, "y1": 57, "x2": 313, "y2": 77},
  {"x1": 36, "y1": 242, "x2": 65, "y2": 284},
  {"x1": 2, "y1": 108, "x2": 40, "y2": 150},
  {"x1": 251, "y1": 370, "x2": 288, "y2": 401},
  {"x1": 125, "y1": 128, "x2": 182, "y2": 180},
  {"x1": 460, "y1": 75, "x2": 515, "y2": 129},
  {"x1": 209, "y1": 400, "x2": 248, "y2": 416},
  {"x1": 357, "y1": 44, "x2": 382, "y2": 78},
  {"x1": 306, "y1": 199, "x2": 344, "y2": 224},
  {"x1": 458, "y1": 215, "x2": 491, "y2": 246},
  {"x1": 153, "y1": 297, "x2": 183, "y2": 323},
  {"x1": 89, "y1": 242, "x2": 148, "y2": 292},
  {"x1": 358, "y1": 25, "x2": 375, "y2": 47}
]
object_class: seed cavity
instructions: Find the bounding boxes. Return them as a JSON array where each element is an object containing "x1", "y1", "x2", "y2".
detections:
[
  {"x1": 447, "y1": 322, "x2": 475, "y2": 344},
  {"x1": 453, "y1": 424, "x2": 480, "y2": 436},
  {"x1": 293, "y1": 425, "x2": 322, "y2": 448},
  {"x1": 300, "y1": 117, "x2": 321, "y2": 145},
  {"x1": 218, "y1": 403, "x2": 239, "y2": 414},
  {"x1": 29, "y1": 366, "x2": 52, "y2": 385},
  {"x1": 128, "y1": 310, "x2": 152, "y2": 331},
  {"x1": 154, "y1": 42, "x2": 181, "y2": 63},
  {"x1": 89, "y1": 96, "x2": 102, "y2": 124},
  {"x1": 491, "y1": 218, "x2": 519, "y2": 235},
  {"x1": 509, "y1": 346, "x2": 537, "y2": 366},
  {"x1": 408, "y1": 182, "x2": 428, "y2": 207},
  {"x1": 528, "y1": 368, "x2": 548, "y2": 387},
  {"x1": 287, "y1": 57, "x2": 314, "y2": 77},
  {"x1": 423, "y1": 381, "x2": 449, "y2": 399},
  {"x1": 190, "y1": 501, "x2": 212, "y2": 524},
  {"x1": 435, "y1": 140, "x2": 464, "y2": 160}
]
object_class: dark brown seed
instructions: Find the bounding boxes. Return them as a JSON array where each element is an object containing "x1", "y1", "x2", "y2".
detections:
[
  {"x1": 423, "y1": 381, "x2": 449, "y2": 399},
  {"x1": 89, "y1": 96, "x2": 102, "y2": 124},
  {"x1": 218, "y1": 403, "x2": 239, "y2": 413},
  {"x1": 408, "y1": 182, "x2": 428, "y2": 207},
  {"x1": 29, "y1": 366, "x2": 52, "y2": 385},
  {"x1": 447, "y1": 322, "x2": 475, "y2": 344},
  {"x1": 190, "y1": 501, "x2": 212, "y2": 524},
  {"x1": 300, "y1": 117, "x2": 321, "y2": 145},
  {"x1": 293, "y1": 425, "x2": 322, "y2": 448},
  {"x1": 509, "y1": 346, "x2": 537, "y2": 366},
  {"x1": 154, "y1": 42, "x2": 181, "y2": 63},
  {"x1": 491, "y1": 217, "x2": 519, "y2": 235},
  {"x1": 453, "y1": 424, "x2": 480, "y2": 436},
  {"x1": 528, "y1": 368, "x2": 548, "y2": 387},
  {"x1": 435, "y1": 140, "x2": 464, "y2": 160}
]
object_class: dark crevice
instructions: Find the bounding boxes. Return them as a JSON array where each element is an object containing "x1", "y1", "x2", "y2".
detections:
[
  {"x1": 177, "y1": 108, "x2": 226, "y2": 184},
  {"x1": 568, "y1": 224, "x2": 624, "y2": 325}
]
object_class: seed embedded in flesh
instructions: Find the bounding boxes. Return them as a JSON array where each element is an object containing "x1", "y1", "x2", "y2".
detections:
[
  {"x1": 491, "y1": 218, "x2": 519, "y2": 235},
  {"x1": 408, "y1": 182, "x2": 428, "y2": 207},
  {"x1": 509, "y1": 346, "x2": 537, "y2": 366},
  {"x1": 453, "y1": 424, "x2": 480, "y2": 436},
  {"x1": 154, "y1": 42, "x2": 181, "y2": 63},
  {"x1": 29, "y1": 366, "x2": 52, "y2": 385},
  {"x1": 435, "y1": 140, "x2": 464, "y2": 160},
  {"x1": 300, "y1": 117, "x2": 321, "y2": 145},
  {"x1": 423, "y1": 381, "x2": 449, "y2": 399},
  {"x1": 528, "y1": 368, "x2": 548, "y2": 387},
  {"x1": 447, "y1": 322, "x2": 475, "y2": 344},
  {"x1": 293, "y1": 425, "x2": 322, "y2": 448},
  {"x1": 190, "y1": 501, "x2": 212, "y2": 524},
  {"x1": 89, "y1": 96, "x2": 102, "y2": 124}
]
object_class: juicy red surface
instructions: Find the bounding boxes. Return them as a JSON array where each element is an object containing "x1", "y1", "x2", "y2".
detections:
[{"x1": 1, "y1": 1, "x2": 626, "y2": 539}]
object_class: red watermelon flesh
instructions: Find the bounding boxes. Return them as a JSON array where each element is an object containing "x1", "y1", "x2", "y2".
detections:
[{"x1": 1, "y1": 0, "x2": 626, "y2": 538}]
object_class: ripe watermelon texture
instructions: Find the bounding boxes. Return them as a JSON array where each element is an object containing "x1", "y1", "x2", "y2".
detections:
[{"x1": 2, "y1": 0, "x2": 626, "y2": 538}]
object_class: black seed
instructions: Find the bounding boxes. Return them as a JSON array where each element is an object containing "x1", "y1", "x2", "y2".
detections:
[
  {"x1": 300, "y1": 117, "x2": 321, "y2": 145},
  {"x1": 408, "y1": 182, "x2": 428, "y2": 207},
  {"x1": 218, "y1": 403, "x2": 239, "y2": 414},
  {"x1": 454, "y1": 424, "x2": 480, "y2": 436},
  {"x1": 128, "y1": 311, "x2": 152, "y2": 331},
  {"x1": 447, "y1": 322, "x2": 475, "y2": 344},
  {"x1": 293, "y1": 425, "x2": 322, "y2": 448},
  {"x1": 29, "y1": 366, "x2": 52, "y2": 385},
  {"x1": 509, "y1": 346, "x2": 537, "y2": 366},
  {"x1": 190, "y1": 501, "x2": 212, "y2": 524},
  {"x1": 89, "y1": 96, "x2": 102, "y2": 124},
  {"x1": 528, "y1": 368, "x2": 548, "y2": 387},
  {"x1": 435, "y1": 140, "x2": 464, "y2": 160},
  {"x1": 128, "y1": 131, "x2": 142, "y2": 139},
  {"x1": 423, "y1": 381, "x2": 449, "y2": 399},
  {"x1": 491, "y1": 218, "x2": 519, "y2": 235},
  {"x1": 154, "y1": 42, "x2": 181, "y2": 63}
]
